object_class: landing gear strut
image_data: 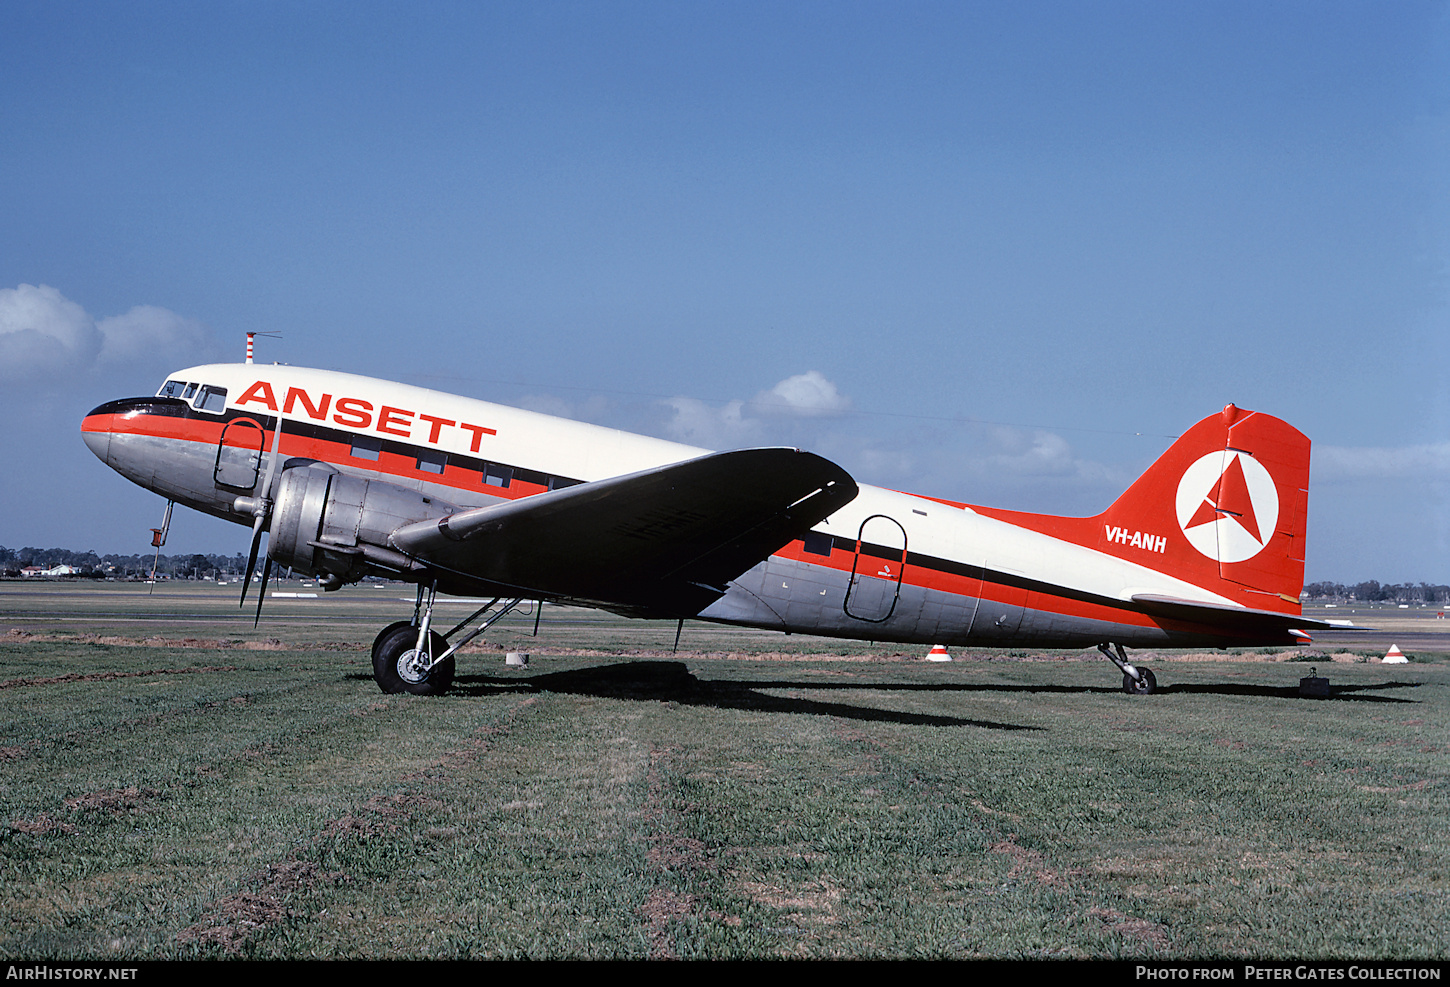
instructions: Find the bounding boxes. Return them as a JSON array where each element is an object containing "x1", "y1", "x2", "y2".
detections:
[
  {"x1": 369, "y1": 585, "x2": 524, "y2": 696},
  {"x1": 1097, "y1": 642, "x2": 1157, "y2": 695}
]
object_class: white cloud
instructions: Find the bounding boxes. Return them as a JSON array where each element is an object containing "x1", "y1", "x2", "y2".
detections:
[
  {"x1": 663, "y1": 396, "x2": 759, "y2": 449},
  {"x1": 1313, "y1": 443, "x2": 1450, "y2": 481},
  {"x1": 97, "y1": 305, "x2": 217, "y2": 366},
  {"x1": 661, "y1": 370, "x2": 853, "y2": 449},
  {"x1": 0, "y1": 284, "x2": 102, "y2": 381},
  {"x1": 749, "y1": 370, "x2": 851, "y2": 417},
  {"x1": 972, "y1": 426, "x2": 1118, "y2": 483},
  {"x1": 0, "y1": 284, "x2": 221, "y2": 386},
  {"x1": 651, "y1": 374, "x2": 1132, "y2": 517},
  {"x1": 851, "y1": 446, "x2": 917, "y2": 481},
  {"x1": 515, "y1": 393, "x2": 578, "y2": 419},
  {"x1": 515, "y1": 392, "x2": 615, "y2": 424}
]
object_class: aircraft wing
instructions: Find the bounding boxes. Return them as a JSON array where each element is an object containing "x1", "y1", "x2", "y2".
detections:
[
  {"x1": 1129, "y1": 594, "x2": 1341, "y2": 637},
  {"x1": 389, "y1": 448, "x2": 858, "y2": 616}
]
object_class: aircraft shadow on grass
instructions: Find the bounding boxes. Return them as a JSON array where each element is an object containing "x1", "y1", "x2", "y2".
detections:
[
  {"x1": 450, "y1": 660, "x2": 1043, "y2": 732},
  {"x1": 346, "y1": 661, "x2": 1422, "y2": 727},
  {"x1": 1155, "y1": 679, "x2": 1422, "y2": 702},
  {"x1": 714, "y1": 675, "x2": 1425, "y2": 704},
  {"x1": 466, "y1": 660, "x2": 1421, "y2": 703}
]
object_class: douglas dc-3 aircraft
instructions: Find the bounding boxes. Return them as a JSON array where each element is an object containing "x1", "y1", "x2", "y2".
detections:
[{"x1": 82, "y1": 360, "x2": 1332, "y2": 696}]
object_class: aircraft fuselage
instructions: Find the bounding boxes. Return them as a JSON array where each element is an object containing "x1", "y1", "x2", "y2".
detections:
[{"x1": 83, "y1": 363, "x2": 1309, "y2": 653}]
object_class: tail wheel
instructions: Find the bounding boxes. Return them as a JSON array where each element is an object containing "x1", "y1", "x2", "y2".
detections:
[
  {"x1": 372, "y1": 623, "x2": 454, "y2": 696},
  {"x1": 1122, "y1": 667, "x2": 1157, "y2": 695}
]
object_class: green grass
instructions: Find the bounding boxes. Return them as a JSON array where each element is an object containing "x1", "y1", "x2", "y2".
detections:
[
  {"x1": 2, "y1": 582, "x2": 1448, "y2": 958},
  {"x1": 2, "y1": 644, "x2": 1446, "y2": 958}
]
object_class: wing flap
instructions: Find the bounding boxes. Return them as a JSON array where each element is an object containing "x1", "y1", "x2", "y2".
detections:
[{"x1": 390, "y1": 448, "x2": 858, "y2": 615}]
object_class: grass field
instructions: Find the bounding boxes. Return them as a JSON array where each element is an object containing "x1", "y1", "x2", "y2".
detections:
[{"x1": 2, "y1": 581, "x2": 1448, "y2": 959}]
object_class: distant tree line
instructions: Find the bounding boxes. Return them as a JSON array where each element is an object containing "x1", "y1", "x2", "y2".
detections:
[
  {"x1": 0, "y1": 545, "x2": 248, "y2": 580},
  {"x1": 1302, "y1": 580, "x2": 1449, "y2": 604}
]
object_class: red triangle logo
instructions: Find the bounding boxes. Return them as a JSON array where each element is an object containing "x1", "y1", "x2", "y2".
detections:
[
  {"x1": 1214, "y1": 455, "x2": 1262, "y2": 543},
  {"x1": 1184, "y1": 455, "x2": 1263, "y2": 544},
  {"x1": 1186, "y1": 495, "x2": 1219, "y2": 529}
]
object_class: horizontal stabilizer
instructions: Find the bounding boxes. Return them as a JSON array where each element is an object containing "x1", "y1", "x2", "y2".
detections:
[
  {"x1": 390, "y1": 448, "x2": 858, "y2": 615},
  {"x1": 1129, "y1": 594, "x2": 1339, "y2": 638}
]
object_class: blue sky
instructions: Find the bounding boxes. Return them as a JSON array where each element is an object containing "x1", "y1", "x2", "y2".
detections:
[{"x1": 2, "y1": 1, "x2": 1447, "y2": 582}]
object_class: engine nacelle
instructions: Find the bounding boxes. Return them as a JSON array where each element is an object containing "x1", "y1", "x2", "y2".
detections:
[{"x1": 264, "y1": 465, "x2": 458, "y2": 584}]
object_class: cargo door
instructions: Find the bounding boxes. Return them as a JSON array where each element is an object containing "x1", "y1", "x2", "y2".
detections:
[
  {"x1": 844, "y1": 515, "x2": 907, "y2": 623},
  {"x1": 214, "y1": 417, "x2": 266, "y2": 490}
]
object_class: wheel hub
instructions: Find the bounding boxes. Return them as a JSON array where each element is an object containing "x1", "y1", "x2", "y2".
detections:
[{"x1": 397, "y1": 648, "x2": 431, "y2": 684}]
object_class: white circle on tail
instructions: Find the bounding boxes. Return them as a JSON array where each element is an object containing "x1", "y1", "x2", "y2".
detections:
[{"x1": 1174, "y1": 451, "x2": 1279, "y2": 563}]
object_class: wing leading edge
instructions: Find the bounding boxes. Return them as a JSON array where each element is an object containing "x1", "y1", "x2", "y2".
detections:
[{"x1": 389, "y1": 447, "x2": 859, "y2": 616}]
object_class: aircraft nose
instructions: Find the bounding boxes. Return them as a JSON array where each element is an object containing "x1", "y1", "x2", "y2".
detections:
[
  {"x1": 81, "y1": 426, "x2": 111, "y2": 463},
  {"x1": 80, "y1": 400, "x2": 128, "y2": 465},
  {"x1": 82, "y1": 396, "x2": 158, "y2": 465}
]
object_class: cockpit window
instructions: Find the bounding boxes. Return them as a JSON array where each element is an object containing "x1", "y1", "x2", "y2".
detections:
[
  {"x1": 158, "y1": 379, "x2": 191, "y2": 399},
  {"x1": 183, "y1": 382, "x2": 199, "y2": 401},
  {"x1": 193, "y1": 385, "x2": 227, "y2": 414}
]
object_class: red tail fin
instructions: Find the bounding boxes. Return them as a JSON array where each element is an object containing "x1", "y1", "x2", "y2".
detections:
[
  {"x1": 971, "y1": 405, "x2": 1311, "y2": 613},
  {"x1": 1097, "y1": 404, "x2": 1310, "y2": 610}
]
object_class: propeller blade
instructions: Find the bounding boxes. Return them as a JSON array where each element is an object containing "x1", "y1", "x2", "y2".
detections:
[
  {"x1": 252, "y1": 557, "x2": 273, "y2": 628},
  {"x1": 239, "y1": 515, "x2": 266, "y2": 608},
  {"x1": 239, "y1": 415, "x2": 286, "y2": 609},
  {"x1": 257, "y1": 414, "x2": 285, "y2": 498}
]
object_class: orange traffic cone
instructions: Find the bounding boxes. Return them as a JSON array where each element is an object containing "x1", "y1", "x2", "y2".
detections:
[
  {"x1": 926, "y1": 644, "x2": 951, "y2": 662},
  {"x1": 1383, "y1": 645, "x2": 1408, "y2": 664}
]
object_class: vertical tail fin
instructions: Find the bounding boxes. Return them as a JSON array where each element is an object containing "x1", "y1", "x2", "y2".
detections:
[
  {"x1": 1097, "y1": 404, "x2": 1310, "y2": 611},
  {"x1": 967, "y1": 405, "x2": 1311, "y2": 613}
]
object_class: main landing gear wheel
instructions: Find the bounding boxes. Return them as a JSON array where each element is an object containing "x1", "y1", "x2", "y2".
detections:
[
  {"x1": 372, "y1": 623, "x2": 454, "y2": 696},
  {"x1": 1122, "y1": 667, "x2": 1157, "y2": 695},
  {"x1": 371, "y1": 620, "x2": 413, "y2": 664}
]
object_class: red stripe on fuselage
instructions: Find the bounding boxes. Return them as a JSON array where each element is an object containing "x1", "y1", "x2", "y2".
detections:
[
  {"x1": 768, "y1": 538, "x2": 1219, "y2": 636},
  {"x1": 83, "y1": 410, "x2": 228, "y2": 445}
]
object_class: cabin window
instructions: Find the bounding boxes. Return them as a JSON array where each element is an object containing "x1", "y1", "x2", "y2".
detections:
[
  {"x1": 417, "y1": 450, "x2": 447, "y2": 475},
  {"x1": 351, "y1": 435, "x2": 382, "y2": 461},
  {"x1": 484, "y1": 463, "x2": 512, "y2": 488},
  {"x1": 515, "y1": 467, "x2": 549, "y2": 488},
  {"x1": 803, "y1": 531, "x2": 834, "y2": 557},
  {"x1": 193, "y1": 385, "x2": 227, "y2": 414}
]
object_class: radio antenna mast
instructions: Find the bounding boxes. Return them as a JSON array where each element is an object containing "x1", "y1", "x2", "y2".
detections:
[{"x1": 245, "y1": 332, "x2": 283, "y2": 364}]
